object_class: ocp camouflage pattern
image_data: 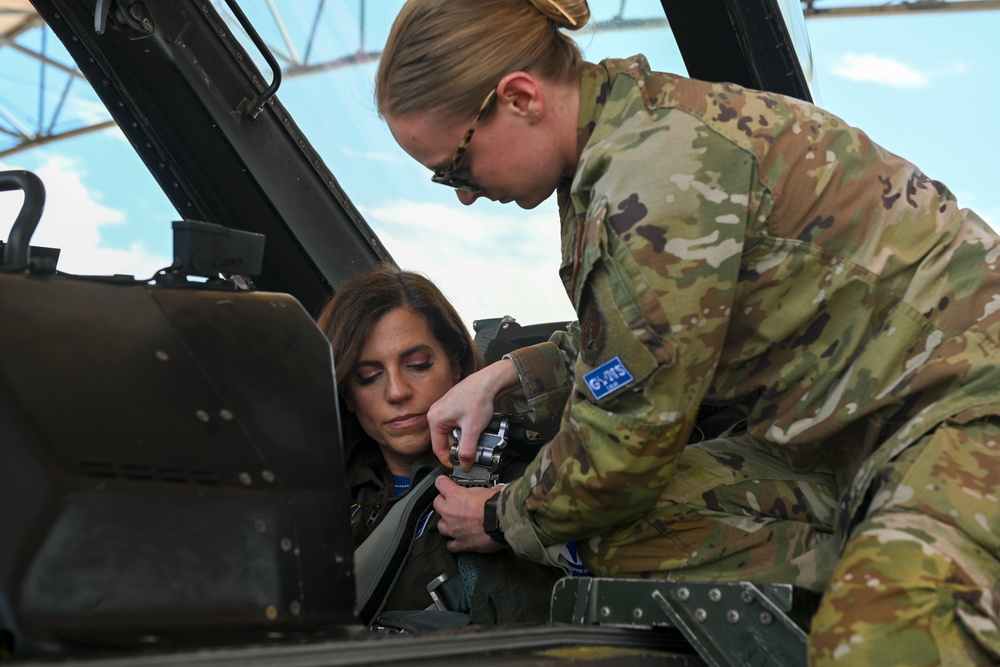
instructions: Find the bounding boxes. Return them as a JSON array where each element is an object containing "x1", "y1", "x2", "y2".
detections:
[
  {"x1": 589, "y1": 431, "x2": 841, "y2": 593},
  {"x1": 497, "y1": 55, "x2": 1000, "y2": 662},
  {"x1": 809, "y1": 419, "x2": 1000, "y2": 664}
]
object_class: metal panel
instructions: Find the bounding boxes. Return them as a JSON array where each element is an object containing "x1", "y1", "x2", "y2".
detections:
[
  {"x1": 0, "y1": 272, "x2": 355, "y2": 657},
  {"x1": 660, "y1": 0, "x2": 813, "y2": 102}
]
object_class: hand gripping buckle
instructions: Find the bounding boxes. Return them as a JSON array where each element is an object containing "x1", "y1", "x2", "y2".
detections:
[{"x1": 449, "y1": 416, "x2": 509, "y2": 487}]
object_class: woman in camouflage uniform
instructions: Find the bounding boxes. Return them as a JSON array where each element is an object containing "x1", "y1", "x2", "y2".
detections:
[
  {"x1": 316, "y1": 264, "x2": 560, "y2": 625},
  {"x1": 376, "y1": 0, "x2": 1000, "y2": 664}
]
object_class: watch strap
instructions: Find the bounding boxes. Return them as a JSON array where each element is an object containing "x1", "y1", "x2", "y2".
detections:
[{"x1": 482, "y1": 487, "x2": 507, "y2": 545}]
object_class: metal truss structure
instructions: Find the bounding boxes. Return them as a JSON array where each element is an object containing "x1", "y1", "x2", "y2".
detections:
[{"x1": 1, "y1": 0, "x2": 998, "y2": 159}]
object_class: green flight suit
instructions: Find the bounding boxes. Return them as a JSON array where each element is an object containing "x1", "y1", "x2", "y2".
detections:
[{"x1": 351, "y1": 452, "x2": 560, "y2": 625}]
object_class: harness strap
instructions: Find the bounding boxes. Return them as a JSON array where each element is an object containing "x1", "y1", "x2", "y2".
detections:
[{"x1": 354, "y1": 464, "x2": 444, "y2": 626}]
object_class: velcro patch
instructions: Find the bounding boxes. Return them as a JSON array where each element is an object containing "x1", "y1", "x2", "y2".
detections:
[
  {"x1": 580, "y1": 286, "x2": 606, "y2": 366},
  {"x1": 583, "y1": 356, "x2": 634, "y2": 400}
]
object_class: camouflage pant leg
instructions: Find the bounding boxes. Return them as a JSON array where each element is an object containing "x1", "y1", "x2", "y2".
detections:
[
  {"x1": 809, "y1": 419, "x2": 1000, "y2": 667},
  {"x1": 581, "y1": 432, "x2": 840, "y2": 593}
]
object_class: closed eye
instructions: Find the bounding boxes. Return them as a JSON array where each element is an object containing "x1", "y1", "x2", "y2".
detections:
[
  {"x1": 354, "y1": 370, "x2": 381, "y2": 386},
  {"x1": 407, "y1": 361, "x2": 433, "y2": 372}
]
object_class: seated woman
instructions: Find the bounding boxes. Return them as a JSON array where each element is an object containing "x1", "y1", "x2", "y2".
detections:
[{"x1": 315, "y1": 264, "x2": 561, "y2": 626}]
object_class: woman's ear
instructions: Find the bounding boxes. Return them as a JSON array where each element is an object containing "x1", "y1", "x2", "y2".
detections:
[
  {"x1": 451, "y1": 360, "x2": 462, "y2": 384},
  {"x1": 343, "y1": 394, "x2": 356, "y2": 413},
  {"x1": 496, "y1": 71, "x2": 544, "y2": 120}
]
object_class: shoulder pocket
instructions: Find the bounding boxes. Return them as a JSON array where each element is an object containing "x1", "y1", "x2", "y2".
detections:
[{"x1": 561, "y1": 200, "x2": 677, "y2": 407}]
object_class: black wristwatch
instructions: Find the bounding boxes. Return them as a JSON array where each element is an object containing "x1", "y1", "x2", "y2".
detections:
[{"x1": 482, "y1": 488, "x2": 508, "y2": 545}]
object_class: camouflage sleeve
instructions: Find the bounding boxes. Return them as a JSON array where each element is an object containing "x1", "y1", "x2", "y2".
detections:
[
  {"x1": 503, "y1": 321, "x2": 580, "y2": 423},
  {"x1": 499, "y1": 107, "x2": 756, "y2": 560}
]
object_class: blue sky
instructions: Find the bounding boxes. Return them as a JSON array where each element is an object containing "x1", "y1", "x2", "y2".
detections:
[
  {"x1": 806, "y1": 11, "x2": 998, "y2": 231},
  {"x1": 1, "y1": 2, "x2": 997, "y2": 329}
]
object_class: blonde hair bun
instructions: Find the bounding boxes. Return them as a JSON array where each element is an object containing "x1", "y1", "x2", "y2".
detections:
[
  {"x1": 527, "y1": 0, "x2": 590, "y2": 31},
  {"x1": 377, "y1": 0, "x2": 587, "y2": 119}
]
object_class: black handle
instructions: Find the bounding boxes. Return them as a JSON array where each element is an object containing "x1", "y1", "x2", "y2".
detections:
[
  {"x1": 223, "y1": 0, "x2": 282, "y2": 119},
  {"x1": 0, "y1": 170, "x2": 46, "y2": 269}
]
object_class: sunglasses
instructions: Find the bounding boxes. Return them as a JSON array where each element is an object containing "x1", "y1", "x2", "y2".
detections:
[{"x1": 430, "y1": 88, "x2": 497, "y2": 193}]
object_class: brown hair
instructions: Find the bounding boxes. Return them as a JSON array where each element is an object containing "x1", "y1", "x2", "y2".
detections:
[
  {"x1": 316, "y1": 263, "x2": 483, "y2": 478},
  {"x1": 376, "y1": 0, "x2": 591, "y2": 123}
]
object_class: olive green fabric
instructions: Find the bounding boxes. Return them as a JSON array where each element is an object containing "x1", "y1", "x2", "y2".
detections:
[
  {"x1": 588, "y1": 432, "x2": 840, "y2": 594},
  {"x1": 351, "y1": 452, "x2": 560, "y2": 624}
]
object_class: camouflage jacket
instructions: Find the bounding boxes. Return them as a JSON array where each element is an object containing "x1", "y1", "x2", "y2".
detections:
[{"x1": 499, "y1": 55, "x2": 1000, "y2": 566}]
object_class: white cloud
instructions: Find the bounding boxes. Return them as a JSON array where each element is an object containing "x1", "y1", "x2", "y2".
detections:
[
  {"x1": 831, "y1": 53, "x2": 928, "y2": 88},
  {"x1": 0, "y1": 155, "x2": 172, "y2": 277},
  {"x1": 65, "y1": 95, "x2": 116, "y2": 127},
  {"x1": 364, "y1": 198, "x2": 576, "y2": 330},
  {"x1": 339, "y1": 146, "x2": 409, "y2": 165}
]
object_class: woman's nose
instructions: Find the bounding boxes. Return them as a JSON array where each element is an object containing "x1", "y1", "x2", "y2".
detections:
[{"x1": 385, "y1": 371, "x2": 411, "y2": 402}]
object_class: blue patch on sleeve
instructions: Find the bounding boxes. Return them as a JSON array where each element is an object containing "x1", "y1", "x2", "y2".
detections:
[{"x1": 583, "y1": 356, "x2": 634, "y2": 400}]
